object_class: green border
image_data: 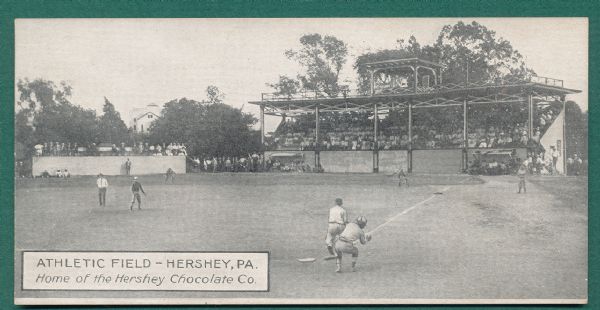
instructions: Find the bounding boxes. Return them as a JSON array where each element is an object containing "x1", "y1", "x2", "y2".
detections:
[{"x1": 0, "y1": 0, "x2": 597, "y2": 309}]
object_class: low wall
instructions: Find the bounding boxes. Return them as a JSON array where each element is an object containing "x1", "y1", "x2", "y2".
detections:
[
  {"x1": 378, "y1": 150, "x2": 409, "y2": 173},
  {"x1": 320, "y1": 151, "x2": 373, "y2": 173},
  {"x1": 264, "y1": 151, "x2": 315, "y2": 163},
  {"x1": 32, "y1": 156, "x2": 186, "y2": 176},
  {"x1": 412, "y1": 149, "x2": 463, "y2": 174},
  {"x1": 467, "y1": 148, "x2": 528, "y2": 162}
]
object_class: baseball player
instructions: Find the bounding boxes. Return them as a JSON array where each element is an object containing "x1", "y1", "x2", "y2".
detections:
[
  {"x1": 517, "y1": 162, "x2": 527, "y2": 194},
  {"x1": 334, "y1": 216, "x2": 371, "y2": 273},
  {"x1": 165, "y1": 168, "x2": 175, "y2": 184},
  {"x1": 326, "y1": 198, "x2": 348, "y2": 257},
  {"x1": 396, "y1": 168, "x2": 409, "y2": 187},
  {"x1": 130, "y1": 176, "x2": 146, "y2": 210}
]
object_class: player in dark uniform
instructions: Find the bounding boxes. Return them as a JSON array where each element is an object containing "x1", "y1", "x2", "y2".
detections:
[
  {"x1": 130, "y1": 176, "x2": 146, "y2": 210},
  {"x1": 165, "y1": 168, "x2": 175, "y2": 184},
  {"x1": 395, "y1": 168, "x2": 409, "y2": 187}
]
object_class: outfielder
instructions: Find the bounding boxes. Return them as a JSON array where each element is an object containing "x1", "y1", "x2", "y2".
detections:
[
  {"x1": 334, "y1": 216, "x2": 371, "y2": 273},
  {"x1": 326, "y1": 198, "x2": 348, "y2": 257}
]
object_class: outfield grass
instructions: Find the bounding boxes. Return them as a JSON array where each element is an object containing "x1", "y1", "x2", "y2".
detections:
[{"x1": 15, "y1": 173, "x2": 587, "y2": 301}]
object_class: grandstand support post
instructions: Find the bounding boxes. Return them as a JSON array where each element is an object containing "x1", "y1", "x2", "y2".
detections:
[
  {"x1": 370, "y1": 70, "x2": 375, "y2": 96},
  {"x1": 408, "y1": 102, "x2": 413, "y2": 173},
  {"x1": 315, "y1": 105, "x2": 320, "y2": 171},
  {"x1": 414, "y1": 66, "x2": 419, "y2": 92},
  {"x1": 373, "y1": 103, "x2": 379, "y2": 173},
  {"x1": 260, "y1": 104, "x2": 265, "y2": 146},
  {"x1": 463, "y1": 98, "x2": 468, "y2": 172},
  {"x1": 528, "y1": 93, "x2": 533, "y2": 140}
]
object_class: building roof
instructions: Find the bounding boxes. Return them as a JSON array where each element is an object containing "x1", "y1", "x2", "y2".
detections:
[
  {"x1": 363, "y1": 58, "x2": 445, "y2": 70},
  {"x1": 249, "y1": 78, "x2": 581, "y2": 116}
]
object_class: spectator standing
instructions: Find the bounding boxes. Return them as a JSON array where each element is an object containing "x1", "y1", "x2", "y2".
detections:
[
  {"x1": 574, "y1": 154, "x2": 582, "y2": 176},
  {"x1": 96, "y1": 173, "x2": 108, "y2": 206},
  {"x1": 517, "y1": 163, "x2": 527, "y2": 194},
  {"x1": 551, "y1": 146, "x2": 559, "y2": 174}
]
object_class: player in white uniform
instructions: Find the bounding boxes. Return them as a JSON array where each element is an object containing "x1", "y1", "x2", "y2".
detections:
[
  {"x1": 517, "y1": 162, "x2": 527, "y2": 193},
  {"x1": 326, "y1": 198, "x2": 348, "y2": 257},
  {"x1": 334, "y1": 216, "x2": 371, "y2": 273}
]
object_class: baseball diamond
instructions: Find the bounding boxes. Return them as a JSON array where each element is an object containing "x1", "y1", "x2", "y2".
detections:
[{"x1": 14, "y1": 173, "x2": 587, "y2": 300}]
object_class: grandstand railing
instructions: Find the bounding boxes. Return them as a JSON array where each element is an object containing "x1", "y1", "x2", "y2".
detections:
[{"x1": 259, "y1": 75, "x2": 565, "y2": 102}]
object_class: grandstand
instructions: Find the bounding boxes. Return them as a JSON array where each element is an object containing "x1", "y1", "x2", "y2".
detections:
[{"x1": 250, "y1": 58, "x2": 581, "y2": 174}]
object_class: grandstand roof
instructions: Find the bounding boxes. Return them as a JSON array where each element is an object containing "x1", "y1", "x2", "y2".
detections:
[
  {"x1": 249, "y1": 77, "x2": 581, "y2": 116},
  {"x1": 363, "y1": 58, "x2": 445, "y2": 70}
]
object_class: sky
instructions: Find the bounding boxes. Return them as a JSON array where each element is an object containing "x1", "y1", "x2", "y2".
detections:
[{"x1": 15, "y1": 18, "x2": 587, "y2": 132}]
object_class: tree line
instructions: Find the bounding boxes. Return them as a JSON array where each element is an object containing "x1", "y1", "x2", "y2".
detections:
[{"x1": 15, "y1": 79, "x2": 261, "y2": 159}]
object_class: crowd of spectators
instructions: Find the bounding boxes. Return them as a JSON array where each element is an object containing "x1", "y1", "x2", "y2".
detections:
[
  {"x1": 189, "y1": 153, "x2": 320, "y2": 173},
  {"x1": 190, "y1": 154, "x2": 265, "y2": 173},
  {"x1": 268, "y1": 123, "x2": 540, "y2": 151},
  {"x1": 34, "y1": 142, "x2": 187, "y2": 157},
  {"x1": 267, "y1": 102, "x2": 562, "y2": 151}
]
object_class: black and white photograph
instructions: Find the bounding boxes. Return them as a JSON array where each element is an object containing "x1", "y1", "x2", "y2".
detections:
[{"x1": 13, "y1": 18, "x2": 587, "y2": 305}]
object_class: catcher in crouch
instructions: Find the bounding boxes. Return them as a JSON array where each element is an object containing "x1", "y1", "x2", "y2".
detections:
[{"x1": 334, "y1": 216, "x2": 371, "y2": 273}]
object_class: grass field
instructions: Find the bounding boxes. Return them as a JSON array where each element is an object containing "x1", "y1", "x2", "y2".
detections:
[{"x1": 14, "y1": 173, "x2": 587, "y2": 301}]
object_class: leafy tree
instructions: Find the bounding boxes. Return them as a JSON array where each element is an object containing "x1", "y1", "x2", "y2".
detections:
[
  {"x1": 206, "y1": 85, "x2": 225, "y2": 105},
  {"x1": 284, "y1": 33, "x2": 348, "y2": 97},
  {"x1": 434, "y1": 21, "x2": 533, "y2": 85},
  {"x1": 15, "y1": 78, "x2": 99, "y2": 149},
  {"x1": 16, "y1": 78, "x2": 72, "y2": 112},
  {"x1": 267, "y1": 75, "x2": 301, "y2": 98},
  {"x1": 148, "y1": 97, "x2": 260, "y2": 157},
  {"x1": 564, "y1": 101, "x2": 587, "y2": 158},
  {"x1": 354, "y1": 21, "x2": 534, "y2": 91},
  {"x1": 98, "y1": 97, "x2": 130, "y2": 144}
]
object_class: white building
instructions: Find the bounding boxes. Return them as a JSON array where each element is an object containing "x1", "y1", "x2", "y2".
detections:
[{"x1": 129, "y1": 103, "x2": 162, "y2": 133}]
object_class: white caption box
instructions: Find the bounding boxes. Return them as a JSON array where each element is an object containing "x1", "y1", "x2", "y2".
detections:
[{"x1": 22, "y1": 251, "x2": 269, "y2": 291}]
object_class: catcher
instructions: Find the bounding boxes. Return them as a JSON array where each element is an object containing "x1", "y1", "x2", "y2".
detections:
[{"x1": 334, "y1": 216, "x2": 371, "y2": 273}]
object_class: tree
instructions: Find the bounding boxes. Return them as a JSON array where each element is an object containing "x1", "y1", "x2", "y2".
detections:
[
  {"x1": 206, "y1": 85, "x2": 225, "y2": 105},
  {"x1": 15, "y1": 78, "x2": 99, "y2": 149},
  {"x1": 267, "y1": 75, "x2": 301, "y2": 98},
  {"x1": 284, "y1": 33, "x2": 348, "y2": 97},
  {"x1": 98, "y1": 97, "x2": 130, "y2": 144},
  {"x1": 564, "y1": 101, "x2": 587, "y2": 159},
  {"x1": 148, "y1": 97, "x2": 260, "y2": 157},
  {"x1": 354, "y1": 21, "x2": 534, "y2": 91},
  {"x1": 434, "y1": 21, "x2": 533, "y2": 85}
]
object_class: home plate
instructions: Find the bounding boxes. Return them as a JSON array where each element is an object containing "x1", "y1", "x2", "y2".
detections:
[{"x1": 297, "y1": 257, "x2": 316, "y2": 263}]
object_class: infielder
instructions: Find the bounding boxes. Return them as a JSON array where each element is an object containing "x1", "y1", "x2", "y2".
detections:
[
  {"x1": 334, "y1": 216, "x2": 371, "y2": 273},
  {"x1": 130, "y1": 176, "x2": 146, "y2": 210},
  {"x1": 396, "y1": 168, "x2": 409, "y2": 187},
  {"x1": 326, "y1": 198, "x2": 348, "y2": 257}
]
